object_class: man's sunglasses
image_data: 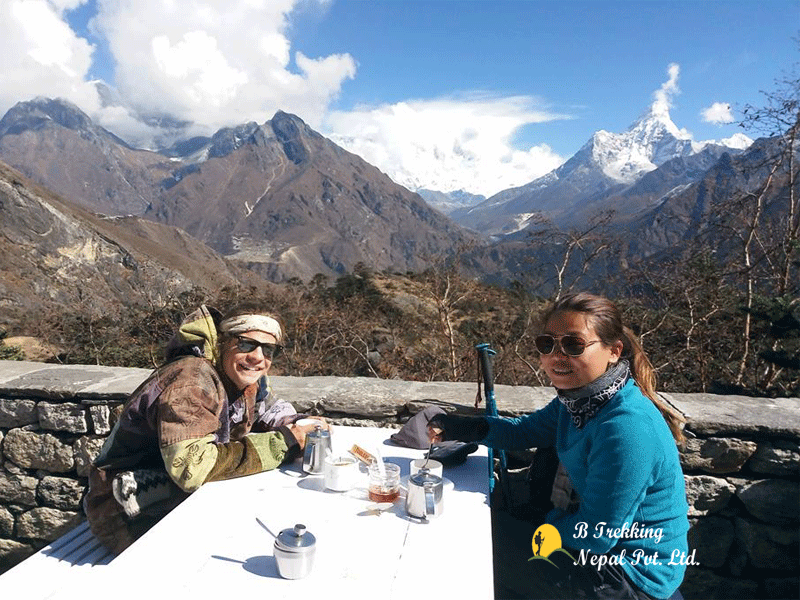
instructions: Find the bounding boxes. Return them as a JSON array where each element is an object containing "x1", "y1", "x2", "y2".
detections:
[
  {"x1": 234, "y1": 336, "x2": 282, "y2": 359},
  {"x1": 535, "y1": 334, "x2": 600, "y2": 357}
]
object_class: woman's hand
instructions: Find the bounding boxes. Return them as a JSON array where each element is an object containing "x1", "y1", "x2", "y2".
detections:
[
  {"x1": 427, "y1": 414, "x2": 487, "y2": 444},
  {"x1": 427, "y1": 424, "x2": 443, "y2": 445},
  {"x1": 287, "y1": 417, "x2": 330, "y2": 449}
]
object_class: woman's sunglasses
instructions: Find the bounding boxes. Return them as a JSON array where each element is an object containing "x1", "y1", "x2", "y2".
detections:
[
  {"x1": 235, "y1": 336, "x2": 282, "y2": 359},
  {"x1": 535, "y1": 334, "x2": 600, "y2": 357}
]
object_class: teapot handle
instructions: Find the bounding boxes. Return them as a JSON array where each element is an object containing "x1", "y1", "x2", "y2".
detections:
[
  {"x1": 310, "y1": 442, "x2": 318, "y2": 468},
  {"x1": 423, "y1": 483, "x2": 437, "y2": 517}
]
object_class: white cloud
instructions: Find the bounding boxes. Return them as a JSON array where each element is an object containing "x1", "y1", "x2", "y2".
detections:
[
  {"x1": 151, "y1": 31, "x2": 249, "y2": 106},
  {"x1": 89, "y1": 0, "x2": 355, "y2": 146},
  {"x1": 701, "y1": 102, "x2": 734, "y2": 124},
  {"x1": 324, "y1": 95, "x2": 569, "y2": 197},
  {"x1": 651, "y1": 63, "x2": 680, "y2": 118},
  {"x1": 0, "y1": 0, "x2": 355, "y2": 148},
  {"x1": 0, "y1": 0, "x2": 101, "y2": 115},
  {"x1": 0, "y1": 0, "x2": 564, "y2": 196}
]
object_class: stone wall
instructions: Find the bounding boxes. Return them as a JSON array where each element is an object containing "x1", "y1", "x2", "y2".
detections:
[{"x1": 0, "y1": 360, "x2": 798, "y2": 599}]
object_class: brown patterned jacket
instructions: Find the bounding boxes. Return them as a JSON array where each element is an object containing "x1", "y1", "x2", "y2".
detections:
[{"x1": 84, "y1": 356, "x2": 299, "y2": 552}]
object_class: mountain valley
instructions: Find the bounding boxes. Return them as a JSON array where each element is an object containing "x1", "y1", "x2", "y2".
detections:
[{"x1": 0, "y1": 94, "x2": 787, "y2": 305}]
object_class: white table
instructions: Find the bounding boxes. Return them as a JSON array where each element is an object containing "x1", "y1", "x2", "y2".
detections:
[
  {"x1": 92, "y1": 425, "x2": 492, "y2": 599},
  {"x1": 0, "y1": 521, "x2": 114, "y2": 599}
]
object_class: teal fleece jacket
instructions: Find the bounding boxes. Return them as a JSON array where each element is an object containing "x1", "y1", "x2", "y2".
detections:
[{"x1": 483, "y1": 379, "x2": 689, "y2": 599}]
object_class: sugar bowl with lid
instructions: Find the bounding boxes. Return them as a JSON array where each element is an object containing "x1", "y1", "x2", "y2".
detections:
[{"x1": 273, "y1": 523, "x2": 317, "y2": 579}]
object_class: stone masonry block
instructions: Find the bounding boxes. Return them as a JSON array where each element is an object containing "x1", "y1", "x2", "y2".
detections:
[
  {"x1": 735, "y1": 517, "x2": 799, "y2": 571},
  {"x1": 38, "y1": 476, "x2": 85, "y2": 511},
  {"x1": 687, "y1": 516, "x2": 735, "y2": 568},
  {"x1": 37, "y1": 402, "x2": 88, "y2": 433},
  {"x1": 2, "y1": 460, "x2": 28, "y2": 476},
  {"x1": 680, "y1": 437, "x2": 757, "y2": 474},
  {"x1": 73, "y1": 436, "x2": 105, "y2": 477},
  {"x1": 0, "y1": 399, "x2": 37, "y2": 428},
  {"x1": 89, "y1": 404, "x2": 112, "y2": 435},
  {"x1": 3, "y1": 428, "x2": 74, "y2": 472},
  {"x1": 0, "y1": 472, "x2": 38, "y2": 506},
  {"x1": 747, "y1": 440, "x2": 800, "y2": 476},
  {"x1": 15, "y1": 507, "x2": 82, "y2": 542},
  {"x1": 0, "y1": 507, "x2": 13, "y2": 537},
  {"x1": 684, "y1": 475, "x2": 736, "y2": 516},
  {"x1": 0, "y1": 539, "x2": 34, "y2": 572},
  {"x1": 320, "y1": 394, "x2": 405, "y2": 419},
  {"x1": 733, "y1": 478, "x2": 799, "y2": 526}
]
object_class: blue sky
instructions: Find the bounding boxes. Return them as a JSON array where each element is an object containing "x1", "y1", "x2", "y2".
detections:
[
  {"x1": 1, "y1": 0, "x2": 796, "y2": 196},
  {"x1": 292, "y1": 1, "x2": 796, "y2": 151}
]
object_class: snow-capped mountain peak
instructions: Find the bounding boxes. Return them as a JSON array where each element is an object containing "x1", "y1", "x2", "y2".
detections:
[
  {"x1": 450, "y1": 93, "x2": 753, "y2": 236},
  {"x1": 448, "y1": 64, "x2": 756, "y2": 237},
  {"x1": 714, "y1": 132, "x2": 752, "y2": 150},
  {"x1": 589, "y1": 105, "x2": 699, "y2": 183}
]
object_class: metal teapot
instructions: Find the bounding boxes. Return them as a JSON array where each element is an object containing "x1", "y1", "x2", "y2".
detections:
[
  {"x1": 405, "y1": 467, "x2": 444, "y2": 520},
  {"x1": 302, "y1": 424, "x2": 332, "y2": 475}
]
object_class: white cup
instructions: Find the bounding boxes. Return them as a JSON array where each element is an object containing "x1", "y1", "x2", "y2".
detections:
[
  {"x1": 410, "y1": 458, "x2": 443, "y2": 479},
  {"x1": 323, "y1": 455, "x2": 358, "y2": 492},
  {"x1": 296, "y1": 418, "x2": 325, "y2": 428}
]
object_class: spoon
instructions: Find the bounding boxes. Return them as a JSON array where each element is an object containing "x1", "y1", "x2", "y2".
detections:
[
  {"x1": 422, "y1": 427, "x2": 441, "y2": 470},
  {"x1": 421, "y1": 440, "x2": 434, "y2": 470},
  {"x1": 366, "y1": 502, "x2": 394, "y2": 515},
  {"x1": 256, "y1": 518, "x2": 277, "y2": 538}
]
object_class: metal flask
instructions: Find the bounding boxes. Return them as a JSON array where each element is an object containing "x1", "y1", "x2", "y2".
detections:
[
  {"x1": 405, "y1": 467, "x2": 444, "y2": 520},
  {"x1": 302, "y1": 424, "x2": 331, "y2": 475}
]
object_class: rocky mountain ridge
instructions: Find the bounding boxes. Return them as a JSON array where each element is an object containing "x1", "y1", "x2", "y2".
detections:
[
  {"x1": 450, "y1": 104, "x2": 752, "y2": 237},
  {"x1": 0, "y1": 159, "x2": 267, "y2": 328},
  {"x1": 0, "y1": 99, "x2": 474, "y2": 283},
  {"x1": 624, "y1": 135, "x2": 789, "y2": 261},
  {"x1": 0, "y1": 97, "x2": 166, "y2": 217},
  {"x1": 450, "y1": 131, "x2": 788, "y2": 295},
  {"x1": 0, "y1": 96, "x2": 784, "y2": 302},
  {"x1": 416, "y1": 188, "x2": 487, "y2": 215}
]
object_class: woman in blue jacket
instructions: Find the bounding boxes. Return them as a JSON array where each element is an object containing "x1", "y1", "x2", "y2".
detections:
[{"x1": 430, "y1": 293, "x2": 689, "y2": 600}]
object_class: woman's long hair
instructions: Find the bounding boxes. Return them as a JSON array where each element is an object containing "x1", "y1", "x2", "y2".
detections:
[{"x1": 541, "y1": 293, "x2": 686, "y2": 445}]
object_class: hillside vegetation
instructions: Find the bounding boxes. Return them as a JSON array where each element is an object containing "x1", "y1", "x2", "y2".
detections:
[{"x1": 2, "y1": 260, "x2": 797, "y2": 398}]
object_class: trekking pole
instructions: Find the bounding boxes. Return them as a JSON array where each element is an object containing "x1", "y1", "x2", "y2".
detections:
[{"x1": 475, "y1": 343, "x2": 507, "y2": 505}]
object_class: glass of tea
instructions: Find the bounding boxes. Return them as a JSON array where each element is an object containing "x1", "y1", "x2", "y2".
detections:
[{"x1": 368, "y1": 462, "x2": 400, "y2": 503}]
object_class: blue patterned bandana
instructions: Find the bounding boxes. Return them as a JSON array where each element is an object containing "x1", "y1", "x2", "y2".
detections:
[{"x1": 557, "y1": 359, "x2": 630, "y2": 429}]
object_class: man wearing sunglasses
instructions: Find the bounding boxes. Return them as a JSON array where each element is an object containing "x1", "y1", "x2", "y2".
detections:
[{"x1": 84, "y1": 303, "x2": 328, "y2": 554}]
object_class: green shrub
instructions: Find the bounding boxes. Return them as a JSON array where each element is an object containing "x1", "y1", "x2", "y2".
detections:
[{"x1": 0, "y1": 343, "x2": 25, "y2": 361}]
